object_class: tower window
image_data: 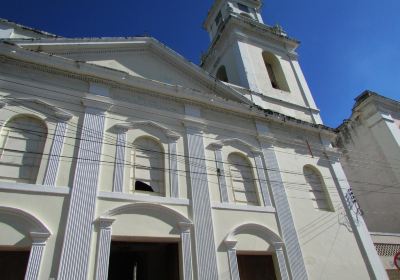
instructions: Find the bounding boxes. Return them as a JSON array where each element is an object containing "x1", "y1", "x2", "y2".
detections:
[
  {"x1": 215, "y1": 12, "x2": 222, "y2": 27},
  {"x1": 265, "y1": 63, "x2": 278, "y2": 89},
  {"x1": 216, "y1": 65, "x2": 229, "y2": 82},
  {"x1": 262, "y1": 51, "x2": 290, "y2": 92},
  {"x1": 237, "y1": 3, "x2": 250, "y2": 13}
]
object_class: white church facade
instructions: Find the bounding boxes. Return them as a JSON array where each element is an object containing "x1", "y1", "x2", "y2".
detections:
[{"x1": 0, "y1": 0, "x2": 388, "y2": 279}]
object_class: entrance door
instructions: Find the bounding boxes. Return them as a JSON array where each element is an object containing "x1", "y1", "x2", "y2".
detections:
[
  {"x1": 0, "y1": 250, "x2": 30, "y2": 280},
  {"x1": 108, "y1": 241, "x2": 179, "y2": 280},
  {"x1": 237, "y1": 254, "x2": 277, "y2": 280}
]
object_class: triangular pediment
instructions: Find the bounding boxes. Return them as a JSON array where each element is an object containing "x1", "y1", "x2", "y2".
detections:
[{"x1": 15, "y1": 37, "x2": 251, "y2": 105}]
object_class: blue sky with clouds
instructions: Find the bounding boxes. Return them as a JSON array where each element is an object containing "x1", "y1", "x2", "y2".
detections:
[{"x1": 2, "y1": 0, "x2": 399, "y2": 127}]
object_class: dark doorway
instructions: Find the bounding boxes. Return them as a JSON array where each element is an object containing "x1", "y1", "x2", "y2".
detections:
[
  {"x1": 237, "y1": 254, "x2": 277, "y2": 280},
  {"x1": 108, "y1": 241, "x2": 180, "y2": 280},
  {"x1": 0, "y1": 250, "x2": 30, "y2": 280}
]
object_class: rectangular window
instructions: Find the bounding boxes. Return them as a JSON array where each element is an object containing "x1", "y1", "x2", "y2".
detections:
[
  {"x1": 237, "y1": 3, "x2": 250, "y2": 13},
  {"x1": 215, "y1": 12, "x2": 222, "y2": 27}
]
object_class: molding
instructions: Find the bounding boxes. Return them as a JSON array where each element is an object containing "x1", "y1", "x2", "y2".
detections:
[
  {"x1": 225, "y1": 223, "x2": 282, "y2": 243},
  {"x1": 113, "y1": 120, "x2": 180, "y2": 140},
  {"x1": 0, "y1": 53, "x2": 336, "y2": 137},
  {"x1": 98, "y1": 191, "x2": 190, "y2": 206},
  {"x1": 103, "y1": 202, "x2": 192, "y2": 224},
  {"x1": 370, "y1": 232, "x2": 400, "y2": 238},
  {"x1": 0, "y1": 182, "x2": 70, "y2": 195},
  {"x1": 81, "y1": 94, "x2": 114, "y2": 111},
  {"x1": 3, "y1": 97, "x2": 72, "y2": 120},
  {"x1": 0, "y1": 206, "x2": 51, "y2": 235},
  {"x1": 208, "y1": 138, "x2": 261, "y2": 154},
  {"x1": 212, "y1": 202, "x2": 275, "y2": 213},
  {"x1": 30, "y1": 232, "x2": 51, "y2": 244}
]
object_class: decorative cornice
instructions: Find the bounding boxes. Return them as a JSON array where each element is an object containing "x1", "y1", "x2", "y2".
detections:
[
  {"x1": 209, "y1": 138, "x2": 261, "y2": 154},
  {"x1": 81, "y1": 94, "x2": 113, "y2": 111},
  {"x1": 3, "y1": 98, "x2": 73, "y2": 121},
  {"x1": 112, "y1": 120, "x2": 180, "y2": 140}
]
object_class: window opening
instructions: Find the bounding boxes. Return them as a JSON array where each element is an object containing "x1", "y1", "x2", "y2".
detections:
[
  {"x1": 304, "y1": 166, "x2": 332, "y2": 211},
  {"x1": 228, "y1": 153, "x2": 259, "y2": 205},
  {"x1": 265, "y1": 62, "x2": 278, "y2": 89},
  {"x1": 237, "y1": 3, "x2": 250, "y2": 13},
  {"x1": 132, "y1": 137, "x2": 164, "y2": 195},
  {"x1": 215, "y1": 12, "x2": 222, "y2": 27},
  {"x1": 135, "y1": 181, "x2": 154, "y2": 192},
  {"x1": 216, "y1": 65, "x2": 229, "y2": 82}
]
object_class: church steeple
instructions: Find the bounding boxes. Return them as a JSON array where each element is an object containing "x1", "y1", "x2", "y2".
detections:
[
  {"x1": 204, "y1": 0, "x2": 264, "y2": 41},
  {"x1": 201, "y1": 0, "x2": 323, "y2": 125}
]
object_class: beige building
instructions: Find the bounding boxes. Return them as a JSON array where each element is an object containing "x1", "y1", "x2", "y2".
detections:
[
  {"x1": 0, "y1": 1, "x2": 389, "y2": 279},
  {"x1": 337, "y1": 91, "x2": 400, "y2": 279}
]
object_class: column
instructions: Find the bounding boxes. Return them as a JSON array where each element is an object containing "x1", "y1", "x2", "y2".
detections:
[
  {"x1": 95, "y1": 217, "x2": 115, "y2": 280},
  {"x1": 43, "y1": 120, "x2": 69, "y2": 186},
  {"x1": 252, "y1": 151, "x2": 272, "y2": 207},
  {"x1": 260, "y1": 140, "x2": 308, "y2": 279},
  {"x1": 113, "y1": 127, "x2": 127, "y2": 192},
  {"x1": 184, "y1": 118, "x2": 219, "y2": 280},
  {"x1": 327, "y1": 153, "x2": 388, "y2": 280},
  {"x1": 25, "y1": 232, "x2": 50, "y2": 280},
  {"x1": 256, "y1": 121, "x2": 308, "y2": 280},
  {"x1": 225, "y1": 240, "x2": 240, "y2": 280},
  {"x1": 168, "y1": 135, "x2": 180, "y2": 198},
  {"x1": 273, "y1": 242, "x2": 290, "y2": 280},
  {"x1": 57, "y1": 94, "x2": 112, "y2": 280},
  {"x1": 178, "y1": 222, "x2": 193, "y2": 280},
  {"x1": 212, "y1": 144, "x2": 229, "y2": 203}
]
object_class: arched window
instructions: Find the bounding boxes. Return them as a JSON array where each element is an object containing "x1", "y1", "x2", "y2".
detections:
[
  {"x1": 131, "y1": 137, "x2": 164, "y2": 195},
  {"x1": 262, "y1": 51, "x2": 290, "y2": 92},
  {"x1": 216, "y1": 65, "x2": 229, "y2": 82},
  {"x1": 0, "y1": 115, "x2": 47, "y2": 184},
  {"x1": 228, "y1": 153, "x2": 258, "y2": 205},
  {"x1": 304, "y1": 165, "x2": 332, "y2": 211}
]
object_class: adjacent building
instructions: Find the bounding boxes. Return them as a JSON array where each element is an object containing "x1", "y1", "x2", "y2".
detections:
[
  {"x1": 0, "y1": 1, "x2": 388, "y2": 279},
  {"x1": 337, "y1": 91, "x2": 400, "y2": 279}
]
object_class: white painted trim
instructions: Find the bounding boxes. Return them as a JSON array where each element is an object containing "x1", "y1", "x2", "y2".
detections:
[
  {"x1": 0, "y1": 182, "x2": 70, "y2": 195},
  {"x1": 370, "y1": 232, "x2": 400, "y2": 238},
  {"x1": 98, "y1": 191, "x2": 190, "y2": 206},
  {"x1": 212, "y1": 202, "x2": 275, "y2": 213}
]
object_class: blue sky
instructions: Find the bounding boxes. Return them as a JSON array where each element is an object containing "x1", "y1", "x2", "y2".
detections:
[{"x1": 2, "y1": 0, "x2": 399, "y2": 127}]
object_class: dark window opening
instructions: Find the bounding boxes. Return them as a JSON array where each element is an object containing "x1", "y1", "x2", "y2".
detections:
[
  {"x1": 0, "y1": 250, "x2": 30, "y2": 280},
  {"x1": 216, "y1": 66, "x2": 229, "y2": 82},
  {"x1": 215, "y1": 12, "x2": 222, "y2": 26},
  {"x1": 135, "y1": 181, "x2": 154, "y2": 192},
  {"x1": 108, "y1": 241, "x2": 180, "y2": 280},
  {"x1": 237, "y1": 254, "x2": 277, "y2": 280},
  {"x1": 238, "y1": 3, "x2": 250, "y2": 13},
  {"x1": 265, "y1": 63, "x2": 278, "y2": 89}
]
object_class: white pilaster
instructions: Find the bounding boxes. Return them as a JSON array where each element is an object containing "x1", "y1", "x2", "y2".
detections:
[
  {"x1": 179, "y1": 222, "x2": 193, "y2": 280},
  {"x1": 327, "y1": 153, "x2": 388, "y2": 280},
  {"x1": 168, "y1": 135, "x2": 180, "y2": 198},
  {"x1": 95, "y1": 217, "x2": 115, "y2": 280},
  {"x1": 212, "y1": 144, "x2": 229, "y2": 203},
  {"x1": 113, "y1": 127, "x2": 127, "y2": 193},
  {"x1": 225, "y1": 240, "x2": 240, "y2": 280},
  {"x1": 252, "y1": 151, "x2": 272, "y2": 207},
  {"x1": 256, "y1": 121, "x2": 308, "y2": 280},
  {"x1": 57, "y1": 90, "x2": 112, "y2": 280},
  {"x1": 184, "y1": 105, "x2": 219, "y2": 280},
  {"x1": 273, "y1": 242, "x2": 290, "y2": 280},
  {"x1": 43, "y1": 121, "x2": 68, "y2": 186},
  {"x1": 25, "y1": 232, "x2": 50, "y2": 280}
]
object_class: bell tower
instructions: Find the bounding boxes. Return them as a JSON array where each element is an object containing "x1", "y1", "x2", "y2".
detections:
[{"x1": 201, "y1": 0, "x2": 323, "y2": 124}]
